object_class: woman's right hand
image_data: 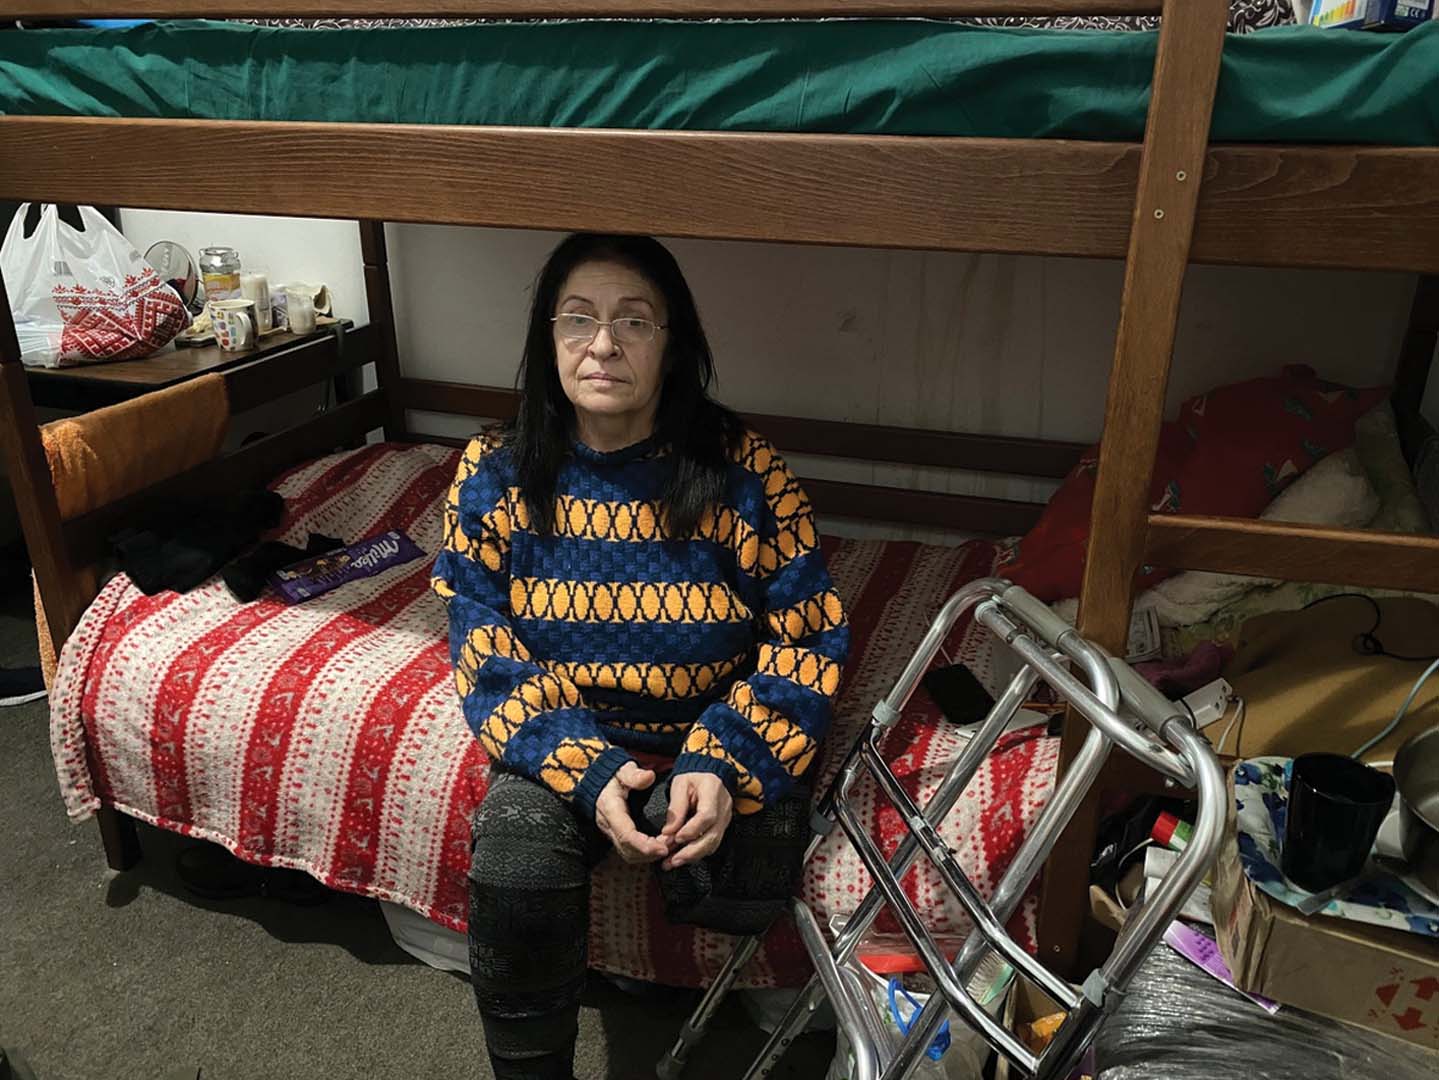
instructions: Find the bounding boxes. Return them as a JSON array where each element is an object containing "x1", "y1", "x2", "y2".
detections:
[{"x1": 595, "y1": 762, "x2": 671, "y2": 865}]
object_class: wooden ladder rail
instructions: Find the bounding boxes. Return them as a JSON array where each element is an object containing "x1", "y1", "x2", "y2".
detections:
[{"x1": 1034, "y1": 0, "x2": 1229, "y2": 974}]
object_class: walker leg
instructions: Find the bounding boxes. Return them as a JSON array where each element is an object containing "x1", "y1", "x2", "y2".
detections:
[
  {"x1": 656, "y1": 932, "x2": 764, "y2": 1079},
  {"x1": 740, "y1": 975, "x2": 826, "y2": 1080}
]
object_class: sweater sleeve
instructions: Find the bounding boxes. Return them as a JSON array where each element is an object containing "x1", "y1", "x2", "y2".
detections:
[
  {"x1": 431, "y1": 435, "x2": 632, "y2": 820},
  {"x1": 673, "y1": 438, "x2": 850, "y2": 814}
]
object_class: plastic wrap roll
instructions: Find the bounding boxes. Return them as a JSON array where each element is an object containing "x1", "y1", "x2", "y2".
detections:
[{"x1": 1096, "y1": 937, "x2": 1438, "y2": 1079}]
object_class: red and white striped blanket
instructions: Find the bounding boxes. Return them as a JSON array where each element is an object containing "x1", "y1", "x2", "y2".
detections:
[{"x1": 50, "y1": 443, "x2": 1058, "y2": 988}]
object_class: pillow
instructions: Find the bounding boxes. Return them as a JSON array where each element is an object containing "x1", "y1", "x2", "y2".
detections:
[
  {"x1": 1050, "y1": 446, "x2": 1380, "y2": 630},
  {"x1": 996, "y1": 365, "x2": 1387, "y2": 602},
  {"x1": 1135, "y1": 447, "x2": 1377, "y2": 627},
  {"x1": 1353, "y1": 402, "x2": 1432, "y2": 535}
]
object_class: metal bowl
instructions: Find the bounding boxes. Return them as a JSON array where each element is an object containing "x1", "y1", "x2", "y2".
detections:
[{"x1": 1394, "y1": 725, "x2": 1439, "y2": 876}]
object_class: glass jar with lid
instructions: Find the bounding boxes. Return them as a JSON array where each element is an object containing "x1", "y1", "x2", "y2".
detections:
[{"x1": 199, "y1": 246, "x2": 242, "y2": 304}]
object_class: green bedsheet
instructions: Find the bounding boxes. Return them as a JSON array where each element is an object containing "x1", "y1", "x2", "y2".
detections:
[{"x1": 1, "y1": 19, "x2": 1436, "y2": 145}]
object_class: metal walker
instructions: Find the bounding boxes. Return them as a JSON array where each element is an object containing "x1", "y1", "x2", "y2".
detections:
[{"x1": 657, "y1": 579, "x2": 1225, "y2": 1080}]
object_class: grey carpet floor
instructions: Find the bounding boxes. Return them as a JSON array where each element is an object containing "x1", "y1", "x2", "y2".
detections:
[{"x1": 0, "y1": 599, "x2": 834, "y2": 1080}]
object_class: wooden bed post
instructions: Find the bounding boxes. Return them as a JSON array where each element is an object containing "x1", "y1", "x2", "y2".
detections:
[
  {"x1": 0, "y1": 263, "x2": 141, "y2": 871},
  {"x1": 1392, "y1": 274, "x2": 1439, "y2": 462},
  {"x1": 1035, "y1": 0, "x2": 1229, "y2": 974},
  {"x1": 357, "y1": 219, "x2": 409, "y2": 441},
  {"x1": 0, "y1": 278, "x2": 85, "y2": 655}
]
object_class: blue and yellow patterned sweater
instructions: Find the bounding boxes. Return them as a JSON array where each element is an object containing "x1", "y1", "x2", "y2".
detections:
[{"x1": 431, "y1": 429, "x2": 850, "y2": 822}]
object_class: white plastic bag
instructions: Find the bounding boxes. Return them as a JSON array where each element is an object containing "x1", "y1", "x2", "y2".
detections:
[
  {"x1": 2, "y1": 203, "x2": 189, "y2": 367},
  {"x1": 826, "y1": 955, "x2": 1011, "y2": 1080}
]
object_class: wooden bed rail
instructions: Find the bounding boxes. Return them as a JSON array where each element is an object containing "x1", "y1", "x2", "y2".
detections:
[
  {"x1": 417, "y1": 425, "x2": 1054, "y2": 534},
  {"x1": 802, "y1": 479, "x2": 1044, "y2": 535},
  {"x1": 401, "y1": 378, "x2": 1072, "y2": 534},
  {"x1": 400, "y1": 378, "x2": 1087, "y2": 477},
  {"x1": 226, "y1": 321, "x2": 374, "y2": 412},
  {"x1": 4, "y1": 2, "x2": 1165, "y2": 18},
  {"x1": 1147, "y1": 515, "x2": 1439, "y2": 593},
  {"x1": 1394, "y1": 275, "x2": 1439, "y2": 463},
  {"x1": 6, "y1": 119, "x2": 1439, "y2": 275}
]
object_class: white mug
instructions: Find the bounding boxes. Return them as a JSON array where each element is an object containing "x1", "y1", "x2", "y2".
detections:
[
  {"x1": 285, "y1": 286, "x2": 317, "y2": 334},
  {"x1": 211, "y1": 298, "x2": 256, "y2": 351}
]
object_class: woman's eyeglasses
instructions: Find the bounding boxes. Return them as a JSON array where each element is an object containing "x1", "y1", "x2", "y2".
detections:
[{"x1": 552, "y1": 313, "x2": 666, "y2": 346}]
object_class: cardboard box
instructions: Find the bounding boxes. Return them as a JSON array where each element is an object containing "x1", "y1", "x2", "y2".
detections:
[
  {"x1": 1310, "y1": 0, "x2": 1434, "y2": 30},
  {"x1": 995, "y1": 981, "x2": 1086, "y2": 1080},
  {"x1": 1211, "y1": 773, "x2": 1439, "y2": 1052}
]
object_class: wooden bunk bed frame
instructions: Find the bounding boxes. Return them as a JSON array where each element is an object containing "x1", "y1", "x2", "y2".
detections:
[{"x1": 1, "y1": 0, "x2": 1437, "y2": 980}]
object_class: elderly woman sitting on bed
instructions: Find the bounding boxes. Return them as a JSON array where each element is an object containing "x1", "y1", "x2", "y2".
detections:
[{"x1": 431, "y1": 233, "x2": 849, "y2": 1080}]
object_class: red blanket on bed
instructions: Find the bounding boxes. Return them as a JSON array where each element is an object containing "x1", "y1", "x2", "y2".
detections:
[{"x1": 50, "y1": 443, "x2": 1058, "y2": 987}]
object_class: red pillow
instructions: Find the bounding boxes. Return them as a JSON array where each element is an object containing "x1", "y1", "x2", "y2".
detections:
[{"x1": 997, "y1": 365, "x2": 1387, "y2": 602}]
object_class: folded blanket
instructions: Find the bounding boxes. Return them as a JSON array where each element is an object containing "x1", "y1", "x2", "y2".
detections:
[{"x1": 35, "y1": 374, "x2": 230, "y2": 685}]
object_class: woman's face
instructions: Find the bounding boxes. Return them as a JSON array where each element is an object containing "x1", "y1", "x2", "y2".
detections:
[{"x1": 553, "y1": 259, "x2": 669, "y2": 443}]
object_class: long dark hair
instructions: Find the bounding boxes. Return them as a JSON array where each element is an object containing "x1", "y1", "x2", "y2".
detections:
[{"x1": 510, "y1": 233, "x2": 742, "y2": 537}]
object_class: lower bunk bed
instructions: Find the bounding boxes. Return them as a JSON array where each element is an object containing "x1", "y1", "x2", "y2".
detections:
[
  {"x1": 44, "y1": 358, "x2": 1437, "y2": 992},
  {"x1": 49, "y1": 440, "x2": 1059, "y2": 989}
]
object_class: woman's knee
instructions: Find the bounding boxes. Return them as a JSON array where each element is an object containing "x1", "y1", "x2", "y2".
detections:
[
  {"x1": 470, "y1": 772, "x2": 588, "y2": 888},
  {"x1": 467, "y1": 774, "x2": 592, "y2": 1034}
]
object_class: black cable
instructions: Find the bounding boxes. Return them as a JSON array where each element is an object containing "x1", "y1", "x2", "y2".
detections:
[{"x1": 1301, "y1": 591, "x2": 1439, "y2": 663}]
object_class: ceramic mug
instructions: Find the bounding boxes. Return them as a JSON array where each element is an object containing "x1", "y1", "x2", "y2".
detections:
[{"x1": 211, "y1": 298, "x2": 257, "y2": 351}]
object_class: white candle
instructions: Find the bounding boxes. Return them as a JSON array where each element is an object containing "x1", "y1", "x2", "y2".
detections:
[{"x1": 240, "y1": 271, "x2": 273, "y2": 333}]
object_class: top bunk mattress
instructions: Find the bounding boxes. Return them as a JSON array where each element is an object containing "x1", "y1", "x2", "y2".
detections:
[{"x1": 1, "y1": 19, "x2": 1437, "y2": 146}]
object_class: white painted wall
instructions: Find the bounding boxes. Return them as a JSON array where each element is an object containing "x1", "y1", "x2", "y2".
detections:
[
  {"x1": 389, "y1": 224, "x2": 1416, "y2": 538},
  {"x1": 120, "y1": 210, "x2": 369, "y2": 324},
  {"x1": 113, "y1": 213, "x2": 1423, "y2": 542},
  {"x1": 118, "y1": 211, "x2": 369, "y2": 447}
]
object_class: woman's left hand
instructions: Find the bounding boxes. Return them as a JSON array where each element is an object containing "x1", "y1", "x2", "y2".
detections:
[{"x1": 661, "y1": 772, "x2": 734, "y2": 871}]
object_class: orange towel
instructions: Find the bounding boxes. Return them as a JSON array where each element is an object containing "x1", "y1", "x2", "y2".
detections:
[{"x1": 36, "y1": 374, "x2": 230, "y2": 685}]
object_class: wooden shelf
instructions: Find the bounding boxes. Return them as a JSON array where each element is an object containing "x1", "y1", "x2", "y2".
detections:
[{"x1": 27, "y1": 322, "x2": 351, "y2": 410}]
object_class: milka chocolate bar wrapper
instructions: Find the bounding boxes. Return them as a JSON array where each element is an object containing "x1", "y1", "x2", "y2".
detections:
[{"x1": 270, "y1": 530, "x2": 424, "y2": 604}]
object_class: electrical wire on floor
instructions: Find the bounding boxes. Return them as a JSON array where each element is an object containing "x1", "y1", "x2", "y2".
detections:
[
  {"x1": 1215, "y1": 699, "x2": 1247, "y2": 758},
  {"x1": 1353, "y1": 656, "x2": 1439, "y2": 760},
  {"x1": 1296, "y1": 593, "x2": 1438, "y2": 759},
  {"x1": 1303, "y1": 592, "x2": 1439, "y2": 663}
]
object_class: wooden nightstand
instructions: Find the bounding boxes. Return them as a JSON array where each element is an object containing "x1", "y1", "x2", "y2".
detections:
[{"x1": 26, "y1": 322, "x2": 354, "y2": 412}]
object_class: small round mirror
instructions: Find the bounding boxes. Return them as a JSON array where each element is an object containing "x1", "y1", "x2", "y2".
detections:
[{"x1": 145, "y1": 239, "x2": 200, "y2": 312}]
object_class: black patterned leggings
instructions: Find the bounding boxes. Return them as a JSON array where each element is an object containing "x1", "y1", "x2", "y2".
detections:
[{"x1": 468, "y1": 769, "x2": 811, "y2": 1080}]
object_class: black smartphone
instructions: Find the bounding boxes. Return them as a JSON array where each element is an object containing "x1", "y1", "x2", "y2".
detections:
[{"x1": 921, "y1": 663, "x2": 996, "y2": 726}]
